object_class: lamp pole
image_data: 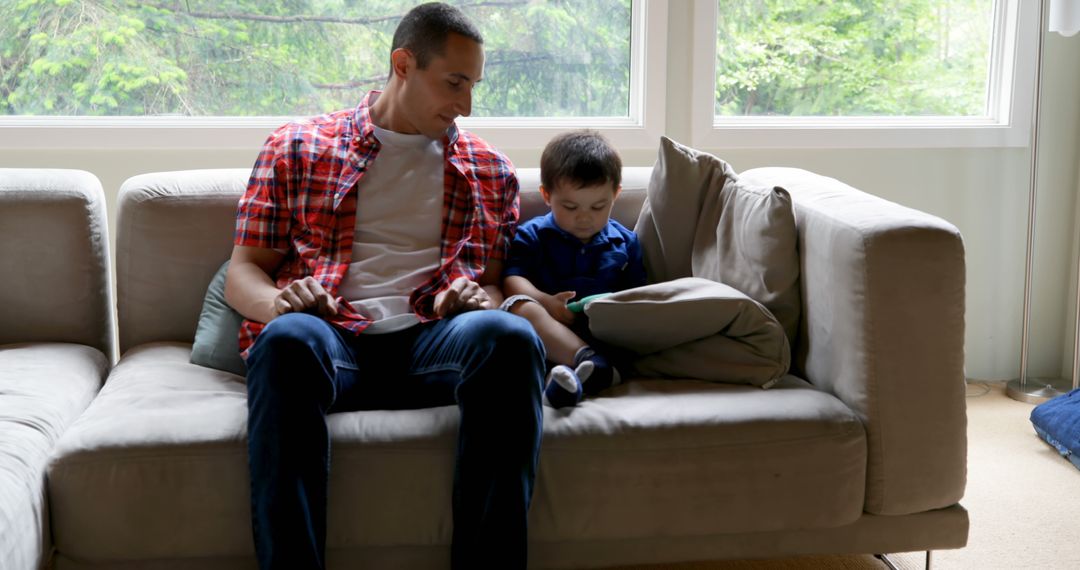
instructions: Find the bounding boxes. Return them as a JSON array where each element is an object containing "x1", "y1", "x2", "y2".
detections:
[{"x1": 1008, "y1": 0, "x2": 1080, "y2": 403}]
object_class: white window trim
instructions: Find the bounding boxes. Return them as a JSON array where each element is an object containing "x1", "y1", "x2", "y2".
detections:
[
  {"x1": 689, "y1": 0, "x2": 1038, "y2": 149},
  {"x1": 0, "y1": 0, "x2": 666, "y2": 152}
]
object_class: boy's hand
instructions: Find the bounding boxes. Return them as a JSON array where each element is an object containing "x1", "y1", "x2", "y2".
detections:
[
  {"x1": 544, "y1": 291, "x2": 577, "y2": 326},
  {"x1": 273, "y1": 276, "x2": 339, "y2": 319},
  {"x1": 435, "y1": 277, "x2": 494, "y2": 317}
]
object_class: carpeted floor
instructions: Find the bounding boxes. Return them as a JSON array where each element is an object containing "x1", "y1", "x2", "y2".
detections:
[{"x1": 604, "y1": 382, "x2": 1080, "y2": 570}]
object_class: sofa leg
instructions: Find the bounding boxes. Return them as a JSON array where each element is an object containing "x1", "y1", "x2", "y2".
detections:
[{"x1": 875, "y1": 551, "x2": 933, "y2": 570}]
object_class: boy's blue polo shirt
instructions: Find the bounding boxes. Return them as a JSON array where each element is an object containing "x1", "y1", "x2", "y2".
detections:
[{"x1": 504, "y1": 212, "x2": 647, "y2": 300}]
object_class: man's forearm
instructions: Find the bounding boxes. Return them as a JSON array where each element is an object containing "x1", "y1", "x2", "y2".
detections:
[{"x1": 225, "y1": 261, "x2": 281, "y2": 324}]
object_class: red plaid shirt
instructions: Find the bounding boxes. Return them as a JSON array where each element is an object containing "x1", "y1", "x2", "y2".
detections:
[{"x1": 234, "y1": 91, "x2": 520, "y2": 355}]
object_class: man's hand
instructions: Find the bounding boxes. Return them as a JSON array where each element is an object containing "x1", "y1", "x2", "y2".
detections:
[
  {"x1": 543, "y1": 291, "x2": 576, "y2": 326},
  {"x1": 434, "y1": 277, "x2": 495, "y2": 317},
  {"x1": 272, "y1": 276, "x2": 339, "y2": 319}
]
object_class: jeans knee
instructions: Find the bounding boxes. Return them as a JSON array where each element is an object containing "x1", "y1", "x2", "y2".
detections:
[
  {"x1": 458, "y1": 312, "x2": 544, "y2": 402},
  {"x1": 251, "y1": 314, "x2": 329, "y2": 359},
  {"x1": 246, "y1": 313, "x2": 337, "y2": 401},
  {"x1": 472, "y1": 311, "x2": 545, "y2": 365}
]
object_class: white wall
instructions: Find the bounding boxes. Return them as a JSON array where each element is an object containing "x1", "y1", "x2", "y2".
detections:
[{"x1": 2, "y1": 2, "x2": 1079, "y2": 381}]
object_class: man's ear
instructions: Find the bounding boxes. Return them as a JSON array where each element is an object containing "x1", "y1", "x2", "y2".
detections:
[
  {"x1": 389, "y1": 48, "x2": 413, "y2": 80},
  {"x1": 613, "y1": 184, "x2": 622, "y2": 200},
  {"x1": 539, "y1": 185, "x2": 552, "y2": 206}
]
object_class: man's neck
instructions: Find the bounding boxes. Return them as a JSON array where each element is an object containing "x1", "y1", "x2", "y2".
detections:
[{"x1": 368, "y1": 88, "x2": 413, "y2": 135}]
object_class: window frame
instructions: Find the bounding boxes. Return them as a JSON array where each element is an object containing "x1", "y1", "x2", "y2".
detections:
[
  {"x1": 0, "y1": 0, "x2": 666, "y2": 151},
  {"x1": 689, "y1": 0, "x2": 1038, "y2": 149}
]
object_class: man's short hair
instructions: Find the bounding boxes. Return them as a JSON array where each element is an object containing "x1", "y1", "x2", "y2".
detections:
[
  {"x1": 540, "y1": 130, "x2": 623, "y2": 192},
  {"x1": 391, "y1": 2, "x2": 484, "y2": 69}
]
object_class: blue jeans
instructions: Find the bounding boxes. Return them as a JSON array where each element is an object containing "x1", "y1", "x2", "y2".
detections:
[{"x1": 245, "y1": 310, "x2": 545, "y2": 570}]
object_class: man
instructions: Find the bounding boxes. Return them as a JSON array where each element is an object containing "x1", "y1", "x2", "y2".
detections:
[{"x1": 224, "y1": 3, "x2": 545, "y2": 569}]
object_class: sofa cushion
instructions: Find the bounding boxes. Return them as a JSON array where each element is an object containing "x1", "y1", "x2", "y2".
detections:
[
  {"x1": 114, "y1": 168, "x2": 647, "y2": 357},
  {"x1": 116, "y1": 169, "x2": 248, "y2": 354},
  {"x1": 634, "y1": 138, "x2": 800, "y2": 345},
  {"x1": 190, "y1": 261, "x2": 246, "y2": 378},
  {"x1": 584, "y1": 277, "x2": 790, "y2": 387},
  {"x1": 47, "y1": 343, "x2": 866, "y2": 563},
  {"x1": 1, "y1": 343, "x2": 107, "y2": 570},
  {"x1": 0, "y1": 169, "x2": 115, "y2": 359}
]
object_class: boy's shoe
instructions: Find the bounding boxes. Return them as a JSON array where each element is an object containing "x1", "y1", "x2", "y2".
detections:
[
  {"x1": 575, "y1": 347, "x2": 621, "y2": 396},
  {"x1": 543, "y1": 362, "x2": 593, "y2": 409}
]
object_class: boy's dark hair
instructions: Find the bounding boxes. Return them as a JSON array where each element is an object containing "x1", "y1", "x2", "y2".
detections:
[
  {"x1": 391, "y1": 3, "x2": 484, "y2": 70},
  {"x1": 540, "y1": 130, "x2": 622, "y2": 192}
]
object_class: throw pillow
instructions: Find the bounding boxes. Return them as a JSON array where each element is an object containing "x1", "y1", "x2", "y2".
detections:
[
  {"x1": 635, "y1": 136, "x2": 801, "y2": 346},
  {"x1": 189, "y1": 260, "x2": 247, "y2": 377},
  {"x1": 584, "y1": 277, "x2": 790, "y2": 388}
]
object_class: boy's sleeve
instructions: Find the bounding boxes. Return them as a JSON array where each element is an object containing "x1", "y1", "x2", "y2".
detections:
[
  {"x1": 235, "y1": 128, "x2": 293, "y2": 250},
  {"x1": 503, "y1": 222, "x2": 539, "y2": 281}
]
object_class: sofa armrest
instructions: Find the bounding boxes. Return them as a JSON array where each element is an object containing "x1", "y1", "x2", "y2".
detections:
[{"x1": 741, "y1": 167, "x2": 967, "y2": 516}]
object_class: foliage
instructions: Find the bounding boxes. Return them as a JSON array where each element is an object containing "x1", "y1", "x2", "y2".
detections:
[
  {"x1": 0, "y1": 0, "x2": 993, "y2": 118},
  {"x1": 0, "y1": 0, "x2": 631, "y2": 117},
  {"x1": 716, "y1": 0, "x2": 993, "y2": 116}
]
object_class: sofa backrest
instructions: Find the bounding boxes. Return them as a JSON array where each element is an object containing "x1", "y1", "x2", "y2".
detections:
[
  {"x1": 0, "y1": 168, "x2": 115, "y2": 359},
  {"x1": 115, "y1": 167, "x2": 650, "y2": 354}
]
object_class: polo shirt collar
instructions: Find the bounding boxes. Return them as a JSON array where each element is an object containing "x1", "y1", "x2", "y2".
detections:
[{"x1": 537, "y1": 212, "x2": 623, "y2": 248}]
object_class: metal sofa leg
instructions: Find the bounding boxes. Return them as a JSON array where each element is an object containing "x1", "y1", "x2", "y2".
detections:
[{"x1": 875, "y1": 551, "x2": 933, "y2": 570}]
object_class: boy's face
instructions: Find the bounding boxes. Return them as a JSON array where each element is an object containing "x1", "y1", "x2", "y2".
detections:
[{"x1": 541, "y1": 181, "x2": 621, "y2": 243}]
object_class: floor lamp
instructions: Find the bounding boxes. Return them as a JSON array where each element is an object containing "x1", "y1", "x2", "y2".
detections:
[{"x1": 1009, "y1": 0, "x2": 1080, "y2": 404}]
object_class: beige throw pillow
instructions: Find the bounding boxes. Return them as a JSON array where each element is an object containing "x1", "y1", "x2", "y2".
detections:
[
  {"x1": 584, "y1": 278, "x2": 790, "y2": 388},
  {"x1": 635, "y1": 137, "x2": 801, "y2": 346}
]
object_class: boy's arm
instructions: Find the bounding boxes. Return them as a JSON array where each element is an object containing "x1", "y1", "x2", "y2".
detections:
[{"x1": 504, "y1": 275, "x2": 575, "y2": 326}]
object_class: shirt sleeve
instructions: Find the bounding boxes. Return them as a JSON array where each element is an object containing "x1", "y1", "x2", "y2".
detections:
[
  {"x1": 503, "y1": 221, "x2": 540, "y2": 281},
  {"x1": 489, "y1": 170, "x2": 520, "y2": 264},
  {"x1": 235, "y1": 128, "x2": 293, "y2": 250}
]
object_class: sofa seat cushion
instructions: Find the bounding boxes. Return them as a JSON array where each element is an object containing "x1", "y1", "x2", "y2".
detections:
[
  {"x1": 0, "y1": 343, "x2": 107, "y2": 570},
  {"x1": 47, "y1": 342, "x2": 866, "y2": 563}
]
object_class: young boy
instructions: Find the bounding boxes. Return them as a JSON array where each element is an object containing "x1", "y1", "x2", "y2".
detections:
[{"x1": 502, "y1": 130, "x2": 646, "y2": 408}]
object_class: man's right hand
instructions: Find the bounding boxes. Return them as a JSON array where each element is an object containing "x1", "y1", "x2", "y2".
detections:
[
  {"x1": 226, "y1": 245, "x2": 340, "y2": 325},
  {"x1": 272, "y1": 276, "x2": 339, "y2": 319}
]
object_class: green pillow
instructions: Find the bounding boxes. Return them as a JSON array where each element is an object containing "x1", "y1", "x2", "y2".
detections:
[{"x1": 190, "y1": 260, "x2": 247, "y2": 377}]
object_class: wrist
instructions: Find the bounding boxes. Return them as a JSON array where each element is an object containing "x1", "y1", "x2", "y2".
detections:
[{"x1": 540, "y1": 294, "x2": 562, "y2": 313}]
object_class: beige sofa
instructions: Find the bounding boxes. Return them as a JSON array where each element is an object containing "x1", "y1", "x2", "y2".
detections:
[
  {"x1": 43, "y1": 165, "x2": 968, "y2": 569},
  {"x1": 0, "y1": 169, "x2": 113, "y2": 570}
]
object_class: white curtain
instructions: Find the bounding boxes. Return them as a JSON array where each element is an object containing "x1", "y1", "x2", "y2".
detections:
[{"x1": 1050, "y1": 0, "x2": 1080, "y2": 37}]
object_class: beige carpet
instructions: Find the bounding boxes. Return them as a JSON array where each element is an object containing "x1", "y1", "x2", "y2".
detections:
[{"x1": 604, "y1": 382, "x2": 1080, "y2": 570}]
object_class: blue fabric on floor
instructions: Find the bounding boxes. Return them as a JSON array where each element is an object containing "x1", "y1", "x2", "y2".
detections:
[{"x1": 1030, "y1": 388, "x2": 1080, "y2": 471}]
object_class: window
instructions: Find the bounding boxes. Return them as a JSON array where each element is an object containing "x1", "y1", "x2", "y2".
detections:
[
  {"x1": 0, "y1": 0, "x2": 665, "y2": 149},
  {"x1": 714, "y1": 0, "x2": 994, "y2": 118},
  {"x1": 0, "y1": 0, "x2": 631, "y2": 118},
  {"x1": 691, "y1": 0, "x2": 1038, "y2": 148}
]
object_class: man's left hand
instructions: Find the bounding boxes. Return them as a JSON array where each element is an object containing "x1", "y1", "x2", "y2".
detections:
[{"x1": 434, "y1": 277, "x2": 494, "y2": 317}]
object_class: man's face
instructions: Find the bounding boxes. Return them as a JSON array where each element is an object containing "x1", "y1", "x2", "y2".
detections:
[
  {"x1": 542, "y1": 182, "x2": 621, "y2": 243},
  {"x1": 399, "y1": 33, "x2": 484, "y2": 139}
]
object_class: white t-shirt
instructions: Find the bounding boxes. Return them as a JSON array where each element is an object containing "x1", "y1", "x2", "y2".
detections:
[{"x1": 337, "y1": 124, "x2": 444, "y2": 334}]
